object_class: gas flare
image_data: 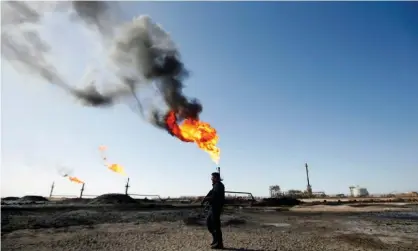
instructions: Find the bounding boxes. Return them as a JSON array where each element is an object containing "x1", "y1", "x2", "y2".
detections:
[
  {"x1": 2, "y1": 3, "x2": 221, "y2": 165},
  {"x1": 68, "y1": 176, "x2": 84, "y2": 184},
  {"x1": 58, "y1": 167, "x2": 84, "y2": 184},
  {"x1": 107, "y1": 163, "x2": 125, "y2": 175},
  {"x1": 165, "y1": 111, "x2": 220, "y2": 164},
  {"x1": 62, "y1": 173, "x2": 84, "y2": 184},
  {"x1": 98, "y1": 146, "x2": 126, "y2": 175}
]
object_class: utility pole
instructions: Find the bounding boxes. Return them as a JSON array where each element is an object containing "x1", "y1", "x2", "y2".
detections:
[
  {"x1": 49, "y1": 181, "x2": 55, "y2": 198},
  {"x1": 305, "y1": 163, "x2": 312, "y2": 197},
  {"x1": 125, "y1": 178, "x2": 130, "y2": 195},
  {"x1": 79, "y1": 183, "x2": 85, "y2": 198}
]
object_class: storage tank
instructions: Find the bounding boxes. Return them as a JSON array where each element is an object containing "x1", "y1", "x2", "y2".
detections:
[{"x1": 349, "y1": 186, "x2": 369, "y2": 197}]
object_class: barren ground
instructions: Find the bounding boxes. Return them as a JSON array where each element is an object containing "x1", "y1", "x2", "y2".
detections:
[{"x1": 2, "y1": 202, "x2": 418, "y2": 251}]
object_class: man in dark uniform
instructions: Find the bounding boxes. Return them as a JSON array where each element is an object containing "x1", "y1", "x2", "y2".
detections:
[{"x1": 202, "y1": 172, "x2": 225, "y2": 249}]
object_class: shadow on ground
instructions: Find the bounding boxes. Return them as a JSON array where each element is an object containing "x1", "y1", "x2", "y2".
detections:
[{"x1": 223, "y1": 248, "x2": 266, "y2": 251}]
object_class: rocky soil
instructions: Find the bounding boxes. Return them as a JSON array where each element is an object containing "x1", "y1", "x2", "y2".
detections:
[{"x1": 2, "y1": 201, "x2": 418, "y2": 251}]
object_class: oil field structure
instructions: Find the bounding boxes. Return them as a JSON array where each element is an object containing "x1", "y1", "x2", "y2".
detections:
[
  {"x1": 48, "y1": 166, "x2": 256, "y2": 203},
  {"x1": 45, "y1": 163, "x2": 418, "y2": 202},
  {"x1": 269, "y1": 163, "x2": 326, "y2": 199}
]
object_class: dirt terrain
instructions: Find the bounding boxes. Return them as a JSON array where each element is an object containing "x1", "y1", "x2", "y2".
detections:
[{"x1": 2, "y1": 196, "x2": 418, "y2": 251}]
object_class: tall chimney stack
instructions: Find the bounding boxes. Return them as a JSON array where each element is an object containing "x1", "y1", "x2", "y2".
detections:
[{"x1": 305, "y1": 163, "x2": 312, "y2": 197}]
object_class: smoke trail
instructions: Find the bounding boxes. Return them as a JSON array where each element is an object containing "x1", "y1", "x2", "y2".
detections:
[
  {"x1": 56, "y1": 165, "x2": 73, "y2": 177},
  {"x1": 1, "y1": 1, "x2": 114, "y2": 105},
  {"x1": 105, "y1": 15, "x2": 203, "y2": 127},
  {"x1": 2, "y1": 2, "x2": 63, "y2": 87},
  {"x1": 1, "y1": 1, "x2": 202, "y2": 131}
]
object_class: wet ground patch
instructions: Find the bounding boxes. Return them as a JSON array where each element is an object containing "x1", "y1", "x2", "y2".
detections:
[
  {"x1": 262, "y1": 222, "x2": 291, "y2": 227},
  {"x1": 371, "y1": 211, "x2": 418, "y2": 221},
  {"x1": 252, "y1": 197, "x2": 302, "y2": 207}
]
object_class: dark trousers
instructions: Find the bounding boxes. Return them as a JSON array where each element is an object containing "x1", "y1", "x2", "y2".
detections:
[{"x1": 206, "y1": 208, "x2": 223, "y2": 244}]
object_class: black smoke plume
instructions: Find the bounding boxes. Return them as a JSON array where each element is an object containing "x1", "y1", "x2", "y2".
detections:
[{"x1": 1, "y1": 1, "x2": 202, "y2": 130}]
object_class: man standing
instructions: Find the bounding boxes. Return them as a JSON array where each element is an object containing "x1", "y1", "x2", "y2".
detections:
[{"x1": 202, "y1": 172, "x2": 225, "y2": 249}]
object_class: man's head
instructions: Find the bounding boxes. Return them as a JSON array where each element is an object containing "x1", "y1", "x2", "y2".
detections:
[{"x1": 211, "y1": 172, "x2": 221, "y2": 184}]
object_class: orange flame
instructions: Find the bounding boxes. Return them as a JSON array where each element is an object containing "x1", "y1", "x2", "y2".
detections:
[
  {"x1": 98, "y1": 146, "x2": 126, "y2": 175},
  {"x1": 165, "y1": 111, "x2": 220, "y2": 164},
  {"x1": 69, "y1": 176, "x2": 84, "y2": 184},
  {"x1": 107, "y1": 163, "x2": 126, "y2": 175}
]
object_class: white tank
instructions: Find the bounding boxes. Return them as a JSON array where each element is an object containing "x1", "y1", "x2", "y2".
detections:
[{"x1": 350, "y1": 186, "x2": 369, "y2": 197}]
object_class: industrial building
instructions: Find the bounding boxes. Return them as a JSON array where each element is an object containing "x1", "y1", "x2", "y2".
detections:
[{"x1": 349, "y1": 186, "x2": 369, "y2": 197}]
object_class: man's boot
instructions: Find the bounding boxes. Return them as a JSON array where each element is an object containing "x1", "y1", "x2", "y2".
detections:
[
  {"x1": 211, "y1": 234, "x2": 223, "y2": 249},
  {"x1": 211, "y1": 242, "x2": 224, "y2": 249},
  {"x1": 210, "y1": 233, "x2": 217, "y2": 246}
]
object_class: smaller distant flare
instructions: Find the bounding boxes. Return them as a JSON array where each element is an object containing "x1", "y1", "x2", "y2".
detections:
[
  {"x1": 165, "y1": 111, "x2": 220, "y2": 164},
  {"x1": 98, "y1": 146, "x2": 127, "y2": 175},
  {"x1": 68, "y1": 176, "x2": 84, "y2": 184},
  {"x1": 63, "y1": 174, "x2": 84, "y2": 184},
  {"x1": 107, "y1": 163, "x2": 126, "y2": 175}
]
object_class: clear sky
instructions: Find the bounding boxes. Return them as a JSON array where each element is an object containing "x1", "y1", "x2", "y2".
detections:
[{"x1": 2, "y1": 2, "x2": 417, "y2": 198}]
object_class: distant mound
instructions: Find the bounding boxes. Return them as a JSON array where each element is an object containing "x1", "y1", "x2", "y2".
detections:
[
  {"x1": 1, "y1": 197, "x2": 20, "y2": 205},
  {"x1": 1, "y1": 197, "x2": 20, "y2": 201},
  {"x1": 19, "y1": 196, "x2": 49, "y2": 202},
  {"x1": 253, "y1": 197, "x2": 302, "y2": 207},
  {"x1": 89, "y1": 193, "x2": 137, "y2": 205}
]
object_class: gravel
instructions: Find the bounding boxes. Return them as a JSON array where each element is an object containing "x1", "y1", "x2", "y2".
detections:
[
  {"x1": 3, "y1": 221, "x2": 415, "y2": 251},
  {"x1": 2, "y1": 204, "x2": 418, "y2": 251}
]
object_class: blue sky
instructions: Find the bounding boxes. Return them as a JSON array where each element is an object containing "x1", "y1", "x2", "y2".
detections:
[{"x1": 2, "y1": 2, "x2": 417, "y2": 198}]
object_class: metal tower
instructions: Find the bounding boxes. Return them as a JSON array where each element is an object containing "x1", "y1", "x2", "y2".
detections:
[{"x1": 305, "y1": 163, "x2": 312, "y2": 197}]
